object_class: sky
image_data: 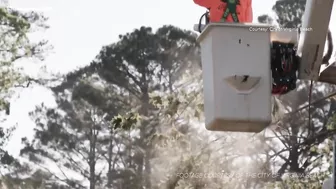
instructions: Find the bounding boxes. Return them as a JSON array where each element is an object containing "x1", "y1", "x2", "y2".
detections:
[{"x1": 3, "y1": 0, "x2": 336, "y2": 158}]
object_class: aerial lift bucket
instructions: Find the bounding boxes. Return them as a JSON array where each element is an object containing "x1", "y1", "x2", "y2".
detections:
[{"x1": 196, "y1": 23, "x2": 272, "y2": 132}]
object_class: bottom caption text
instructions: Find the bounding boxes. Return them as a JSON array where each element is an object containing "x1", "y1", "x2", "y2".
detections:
[{"x1": 176, "y1": 172, "x2": 318, "y2": 179}]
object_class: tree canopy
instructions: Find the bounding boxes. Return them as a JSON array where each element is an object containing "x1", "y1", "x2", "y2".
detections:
[
  {"x1": 0, "y1": 6, "x2": 50, "y2": 188},
  {"x1": 1, "y1": 0, "x2": 336, "y2": 188}
]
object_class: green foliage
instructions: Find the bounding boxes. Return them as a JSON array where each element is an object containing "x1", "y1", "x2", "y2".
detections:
[
  {"x1": 0, "y1": 7, "x2": 49, "y2": 114},
  {"x1": 272, "y1": 0, "x2": 306, "y2": 27},
  {"x1": 257, "y1": 14, "x2": 274, "y2": 24},
  {"x1": 111, "y1": 112, "x2": 140, "y2": 130},
  {"x1": 258, "y1": 0, "x2": 305, "y2": 27},
  {"x1": 327, "y1": 113, "x2": 336, "y2": 130},
  {"x1": 0, "y1": 9, "x2": 49, "y2": 185},
  {"x1": 0, "y1": 7, "x2": 50, "y2": 188},
  {"x1": 0, "y1": 126, "x2": 15, "y2": 166}
]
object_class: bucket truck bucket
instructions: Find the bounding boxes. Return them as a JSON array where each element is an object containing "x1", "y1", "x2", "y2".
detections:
[{"x1": 197, "y1": 23, "x2": 272, "y2": 132}]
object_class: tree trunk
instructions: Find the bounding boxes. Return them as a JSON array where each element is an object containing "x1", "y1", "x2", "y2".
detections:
[
  {"x1": 89, "y1": 126, "x2": 97, "y2": 189},
  {"x1": 140, "y1": 88, "x2": 152, "y2": 189},
  {"x1": 106, "y1": 128, "x2": 114, "y2": 188}
]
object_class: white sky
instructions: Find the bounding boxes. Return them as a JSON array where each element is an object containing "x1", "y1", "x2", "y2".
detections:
[{"x1": 3, "y1": 0, "x2": 336, "y2": 158}]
